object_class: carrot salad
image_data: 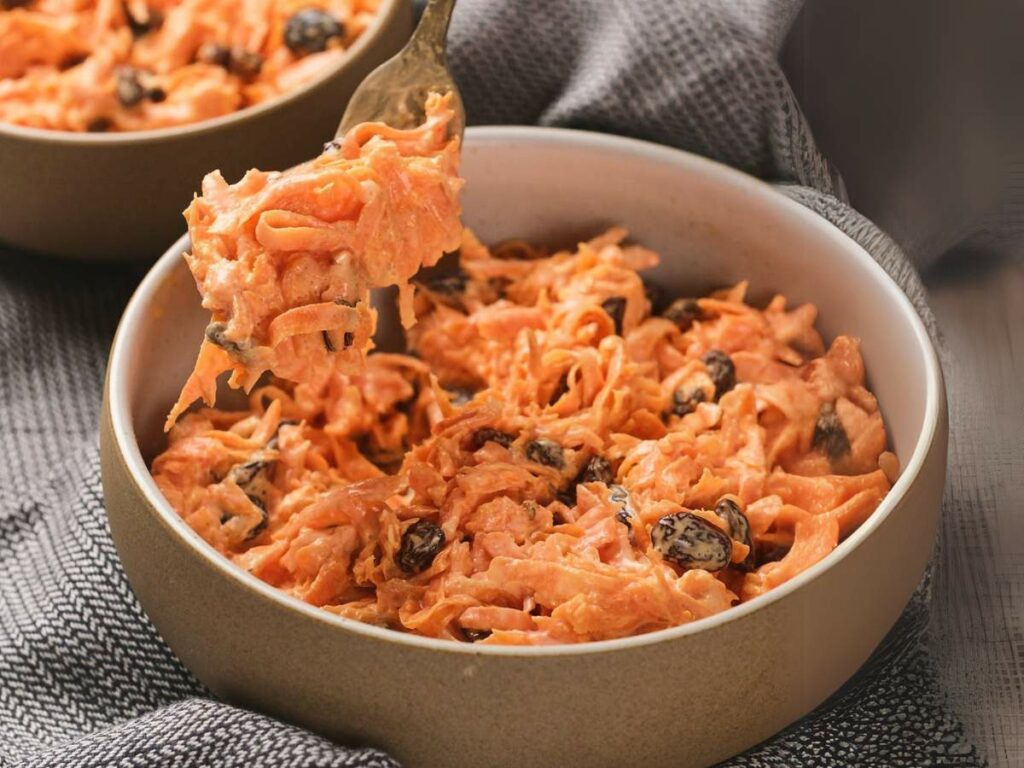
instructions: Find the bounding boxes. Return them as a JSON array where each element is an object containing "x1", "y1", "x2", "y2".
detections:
[
  {"x1": 166, "y1": 92, "x2": 462, "y2": 427},
  {"x1": 153, "y1": 218, "x2": 898, "y2": 643},
  {"x1": 0, "y1": 0, "x2": 378, "y2": 132}
]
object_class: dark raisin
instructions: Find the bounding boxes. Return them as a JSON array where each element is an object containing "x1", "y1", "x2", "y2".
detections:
[
  {"x1": 343, "y1": 331, "x2": 355, "y2": 347},
  {"x1": 205, "y1": 322, "x2": 245, "y2": 355},
  {"x1": 445, "y1": 386, "x2": 476, "y2": 407},
  {"x1": 702, "y1": 349, "x2": 736, "y2": 400},
  {"x1": 124, "y1": 5, "x2": 162, "y2": 37},
  {"x1": 245, "y1": 495, "x2": 269, "y2": 540},
  {"x1": 663, "y1": 298, "x2": 702, "y2": 331},
  {"x1": 609, "y1": 485, "x2": 637, "y2": 538},
  {"x1": 86, "y1": 116, "x2": 112, "y2": 132},
  {"x1": 62, "y1": 53, "x2": 88, "y2": 69},
  {"x1": 812, "y1": 402, "x2": 851, "y2": 461},
  {"x1": 196, "y1": 42, "x2": 232, "y2": 68},
  {"x1": 226, "y1": 460, "x2": 273, "y2": 539},
  {"x1": 601, "y1": 296, "x2": 627, "y2": 335},
  {"x1": 229, "y1": 48, "x2": 264, "y2": 79},
  {"x1": 651, "y1": 512, "x2": 732, "y2": 571},
  {"x1": 579, "y1": 455, "x2": 613, "y2": 485},
  {"x1": 356, "y1": 435, "x2": 405, "y2": 475},
  {"x1": 115, "y1": 67, "x2": 146, "y2": 107},
  {"x1": 470, "y1": 428, "x2": 515, "y2": 451},
  {"x1": 668, "y1": 386, "x2": 706, "y2": 418},
  {"x1": 559, "y1": 455, "x2": 614, "y2": 506},
  {"x1": 396, "y1": 519, "x2": 446, "y2": 574},
  {"x1": 147, "y1": 86, "x2": 166, "y2": 103},
  {"x1": 549, "y1": 371, "x2": 570, "y2": 405},
  {"x1": 525, "y1": 439, "x2": 565, "y2": 469},
  {"x1": 462, "y1": 628, "x2": 491, "y2": 642},
  {"x1": 284, "y1": 8, "x2": 345, "y2": 55},
  {"x1": 715, "y1": 498, "x2": 754, "y2": 571}
]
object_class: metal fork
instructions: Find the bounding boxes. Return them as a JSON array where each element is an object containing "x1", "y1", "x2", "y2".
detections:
[{"x1": 336, "y1": 0, "x2": 464, "y2": 140}]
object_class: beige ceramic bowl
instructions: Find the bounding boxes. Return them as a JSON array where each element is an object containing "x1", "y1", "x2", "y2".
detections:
[
  {"x1": 101, "y1": 127, "x2": 947, "y2": 768},
  {"x1": 0, "y1": 0, "x2": 410, "y2": 261}
]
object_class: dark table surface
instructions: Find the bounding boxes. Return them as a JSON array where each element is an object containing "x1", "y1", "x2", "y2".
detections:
[{"x1": 926, "y1": 249, "x2": 1024, "y2": 766}]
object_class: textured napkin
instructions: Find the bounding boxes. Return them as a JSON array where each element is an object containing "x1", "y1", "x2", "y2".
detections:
[{"x1": 0, "y1": 0, "x2": 985, "y2": 766}]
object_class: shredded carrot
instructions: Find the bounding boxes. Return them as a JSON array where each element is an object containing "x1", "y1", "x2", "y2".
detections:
[
  {"x1": 166, "y1": 92, "x2": 463, "y2": 428},
  {"x1": 152, "y1": 228, "x2": 895, "y2": 644},
  {"x1": 0, "y1": 0, "x2": 380, "y2": 132}
]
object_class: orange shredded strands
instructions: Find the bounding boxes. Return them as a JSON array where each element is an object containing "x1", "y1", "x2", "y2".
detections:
[
  {"x1": 166, "y1": 92, "x2": 463, "y2": 429},
  {"x1": 152, "y1": 228, "x2": 897, "y2": 645},
  {"x1": 0, "y1": 0, "x2": 379, "y2": 132}
]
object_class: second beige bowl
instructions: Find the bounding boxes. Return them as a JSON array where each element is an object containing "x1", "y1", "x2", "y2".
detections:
[
  {"x1": 0, "y1": 0, "x2": 410, "y2": 261},
  {"x1": 101, "y1": 127, "x2": 947, "y2": 768}
]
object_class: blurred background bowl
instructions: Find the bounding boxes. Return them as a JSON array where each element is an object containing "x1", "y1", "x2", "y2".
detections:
[
  {"x1": 0, "y1": 0, "x2": 411, "y2": 262},
  {"x1": 101, "y1": 127, "x2": 946, "y2": 768}
]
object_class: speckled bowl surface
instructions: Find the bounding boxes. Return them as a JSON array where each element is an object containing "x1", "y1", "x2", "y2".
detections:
[
  {"x1": 101, "y1": 127, "x2": 947, "y2": 768},
  {"x1": 0, "y1": 0, "x2": 410, "y2": 262}
]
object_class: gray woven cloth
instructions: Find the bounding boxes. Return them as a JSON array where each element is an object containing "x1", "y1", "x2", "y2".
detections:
[{"x1": 0, "y1": 0, "x2": 985, "y2": 766}]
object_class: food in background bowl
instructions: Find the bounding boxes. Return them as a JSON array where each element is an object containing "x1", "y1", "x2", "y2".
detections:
[
  {"x1": 0, "y1": 0, "x2": 379, "y2": 132},
  {"x1": 152, "y1": 224, "x2": 898, "y2": 644}
]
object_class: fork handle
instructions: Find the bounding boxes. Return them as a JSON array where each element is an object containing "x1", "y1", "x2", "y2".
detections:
[{"x1": 408, "y1": 0, "x2": 456, "y2": 61}]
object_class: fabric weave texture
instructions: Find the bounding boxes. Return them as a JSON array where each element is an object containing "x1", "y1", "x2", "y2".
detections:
[{"x1": 0, "y1": 0, "x2": 984, "y2": 765}]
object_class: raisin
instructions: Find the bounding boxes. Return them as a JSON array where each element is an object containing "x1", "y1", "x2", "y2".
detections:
[
  {"x1": 396, "y1": 519, "x2": 446, "y2": 574},
  {"x1": 609, "y1": 484, "x2": 635, "y2": 529},
  {"x1": 462, "y1": 628, "x2": 491, "y2": 642},
  {"x1": 702, "y1": 349, "x2": 736, "y2": 400},
  {"x1": 651, "y1": 512, "x2": 732, "y2": 571},
  {"x1": 812, "y1": 402, "x2": 851, "y2": 461},
  {"x1": 147, "y1": 86, "x2": 167, "y2": 103},
  {"x1": 560, "y1": 455, "x2": 614, "y2": 506},
  {"x1": 668, "y1": 386, "x2": 706, "y2": 418},
  {"x1": 86, "y1": 116, "x2": 112, "y2": 132},
  {"x1": 196, "y1": 42, "x2": 231, "y2": 68},
  {"x1": 662, "y1": 298, "x2": 703, "y2": 331},
  {"x1": 204, "y1": 322, "x2": 246, "y2": 355},
  {"x1": 343, "y1": 331, "x2": 355, "y2": 347},
  {"x1": 115, "y1": 67, "x2": 146, "y2": 108},
  {"x1": 229, "y1": 48, "x2": 264, "y2": 79},
  {"x1": 226, "y1": 459, "x2": 273, "y2": 540},
  {"x1": 470, "y1": 428, "x2": 515, "y2": 451},
  {"x1": 124, "y1": 5, "x2": 162, "y2": 37},
  {"x1": 549, "y1": 371, "x2": 570, "y2": 405},
  {"x1": 579, "y1": 455, "x2": 613, "y2": 485},
  {"x1": 525, "y1": 439, "x2": 565, "y2": 469},
  {"x1": 284, "y1": 8, "x2": 345, "y2": 55},
  {"x1": 601, "y1": 296, "x2": 627, "y2": 335},
  {"x1": 715, "y1": 497, "x2": 754, "y2": 571}
]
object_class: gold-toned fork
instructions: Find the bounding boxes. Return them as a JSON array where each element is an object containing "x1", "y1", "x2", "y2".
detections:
[{"x1": 336, "y1": 0, "x2": 464, "y2": 140}]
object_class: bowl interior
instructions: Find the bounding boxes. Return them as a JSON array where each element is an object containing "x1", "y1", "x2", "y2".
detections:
[{"x1": 113, "y1": 126, "x2": 940, "y2": 648}]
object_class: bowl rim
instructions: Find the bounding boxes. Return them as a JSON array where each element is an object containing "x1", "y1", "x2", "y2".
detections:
[
  {"x1": 0, "y1": 0, "x2": 407, "y2": 146},
  {"x1": 106, "y1": 125, "x2": 943, "y2": 658}
]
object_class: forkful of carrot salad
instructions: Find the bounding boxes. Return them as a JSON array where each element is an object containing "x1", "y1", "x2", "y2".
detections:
[{"x1": 167, "y1": 92, "x2": 463, "y2": 428}]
